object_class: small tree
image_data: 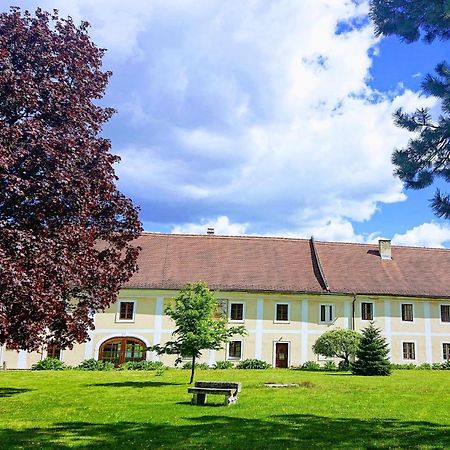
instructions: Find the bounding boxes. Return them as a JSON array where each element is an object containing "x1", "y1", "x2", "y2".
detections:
[
  {"x1": 312, "y1": 329, "x2": 361, "y2": 370},
  {"x1": 352, "y1": 323, "x2": 391, "y2": 376},
  {"x1": 150, "y1": 282, "x2": 246, "y2": 383}
]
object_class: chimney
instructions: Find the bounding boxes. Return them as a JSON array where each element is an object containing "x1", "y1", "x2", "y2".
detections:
[
  {"x1": 207, "y1": 227, "x2": 214, "y2": 235},
  {"x1": 378, "y1": 239, "x2": 392, "y2": 260}
]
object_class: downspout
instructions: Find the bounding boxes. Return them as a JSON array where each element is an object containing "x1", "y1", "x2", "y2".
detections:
[
  {"x1": 352, "y1": 294, "x2": 357, "y2": 330},
  {"x1": 0, "y1": 344, "x2": 4, "y2": 370}
]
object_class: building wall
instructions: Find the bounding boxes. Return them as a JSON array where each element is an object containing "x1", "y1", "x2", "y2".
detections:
[{"x1": 2, "y1": 289, "x2": 450, "y2": 368}]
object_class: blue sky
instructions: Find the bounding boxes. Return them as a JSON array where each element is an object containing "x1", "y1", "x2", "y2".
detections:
[{"x1": 5, "y1": 1, "x2": 450, "y2": 247}]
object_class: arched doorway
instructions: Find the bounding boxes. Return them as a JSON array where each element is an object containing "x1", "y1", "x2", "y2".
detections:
[{"x1": 98, "y1": 337, "x2": 146, "y2": 366}]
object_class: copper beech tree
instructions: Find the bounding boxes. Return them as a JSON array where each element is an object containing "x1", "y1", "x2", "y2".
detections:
[{"x1": 0, "y1": 8, "x2": 142, "y2": 351}]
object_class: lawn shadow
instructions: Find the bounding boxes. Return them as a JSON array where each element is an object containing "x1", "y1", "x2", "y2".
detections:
[
  {"x1": 0, "y1": 413, "x2": 449, "y2": 449},
  {"x1": 0, "y1": 387, "x2": 33, "y2": 398},
  {"x1": 87, "y1": 381, "x2": 185, "y2": 388},
  {"x1": 176, "y1": 401, "x2": 224, "y2": 407}
]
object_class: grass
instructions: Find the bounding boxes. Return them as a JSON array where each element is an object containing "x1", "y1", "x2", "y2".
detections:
[{"x1": 0, "y1": 369, "x2": 449, "y2": 449}]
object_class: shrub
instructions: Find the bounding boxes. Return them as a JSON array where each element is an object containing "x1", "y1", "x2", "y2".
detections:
[
  {"x1": 77, "y1": 358, "x2": 114, "y2": 371},
  {"x1": 182, "y1": 362, "x2": 209, "y2": 370},
  {"x1": 390, "y1": 363, "x2": 416, "y2": 370},
  {"x1": 418, "y1": 363, "x2": 432, "y2": 370},
  {"x1": 118, "y1": 360, "x2": 165, "y2": 371},
  {"x1": 391, "y1": 362, "x2": 450, "y2": 370},
  {"x1": 312, "y1": 329, "x2": 361, "y2": 368},
  {"x1": 322, "y1": 360, "x2": 337, "y2": 371},
  {"x1": 213, "y1": 360, "x2": 234, "y2": 369},
  {"x1": 301, "y1": 361, "x2": 321, "y2": 371},
  {"x1": 236, "y1": 359, "x2": 271, "y2": 369},
  {"x1": 31, "y1": 357, "x2": 67, "y2": 371}
]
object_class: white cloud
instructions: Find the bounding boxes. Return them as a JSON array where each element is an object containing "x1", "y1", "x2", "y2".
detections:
[
  {"x1": 276, "y1": 218, "x2": 370, "y2": 243},
  {"x1": 106, "y1": 0, "x2": 434, "y2": 235},
  {"x1": 171, "y1": 215, "x2": 376, "y2": 245},
  {"x1": 392, "y1": 223, "x2": 450, "y2": 248},
  {"x1": 33, "y1": 0, "x2": 157, "y2": 57},
  {"x1": 8, "y1": 1, "x2": 440, "y2": 240},
  {"x1": 172, "y1": 216, "x2": 248, "y2": 236},
  {"x1": 172, "y1": 215, "x2": 450, "y2": 251}
]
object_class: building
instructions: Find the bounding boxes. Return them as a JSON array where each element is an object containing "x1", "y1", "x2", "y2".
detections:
[{"x1": 1, "y1": 232, "x2": 450, "y2": 369}]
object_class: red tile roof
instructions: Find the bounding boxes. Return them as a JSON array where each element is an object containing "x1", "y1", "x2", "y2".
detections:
[
  {"x1": 125, "y1": 233, "x2": 450, "y2": 298},
  {"x1": 126, "y1": 233, "x2": 324, "y2": 293},
  {"x1": 315, "y1": 241, "x2": 450, "y2": 298}
]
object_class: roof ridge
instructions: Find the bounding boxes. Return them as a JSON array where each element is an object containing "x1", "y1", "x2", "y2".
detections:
[
  {"x1": 139, "y1": 232, "x2": 311, "y2": 243},
  {"x1": 315, "y1": 240, "x2": 450, "y2": 251},
  {"x1": 138, "y1": 231, "x2": 450, "y2": 251}
]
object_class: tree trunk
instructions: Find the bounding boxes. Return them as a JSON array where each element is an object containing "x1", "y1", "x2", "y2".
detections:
[{"x1": 189, "y1": 355, "x2": 196, "y2": 384}]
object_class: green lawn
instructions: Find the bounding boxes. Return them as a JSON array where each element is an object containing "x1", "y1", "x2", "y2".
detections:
[{"x1": 0, "y1": 369, "x2": 449, "y2": 449}]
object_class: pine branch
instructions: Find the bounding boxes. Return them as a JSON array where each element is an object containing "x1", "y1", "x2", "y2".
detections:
[{"x1": 431, "y1": 189, "x2": 450, "y2": 219}]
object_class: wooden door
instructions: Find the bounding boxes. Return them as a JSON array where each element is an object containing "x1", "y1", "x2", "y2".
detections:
[{"x1": 275, "y1": 343, "x2": 289, "y2": 368}]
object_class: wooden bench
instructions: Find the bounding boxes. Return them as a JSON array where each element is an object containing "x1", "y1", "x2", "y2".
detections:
[{"x1": 188, "y1": 381, "x2": 241, "y2": 405}]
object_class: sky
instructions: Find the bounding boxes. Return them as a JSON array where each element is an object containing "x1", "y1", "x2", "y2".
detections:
[{"x1": 4, "y1": 1, "x2": 450, "y2": 247}]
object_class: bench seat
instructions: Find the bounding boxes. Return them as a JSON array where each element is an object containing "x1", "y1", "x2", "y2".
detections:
[
  {"x1": 188, "y1": 381, "x2": 241, "y2": 405},
  {"x1": 188, "y1": 387, "x2": 235, "y2": 396}
]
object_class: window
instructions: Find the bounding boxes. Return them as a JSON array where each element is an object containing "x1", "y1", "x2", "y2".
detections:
[
  {"x1": 102, "y1": 341, "x2": 121, "y2": 364},
  {"x1": 47, "y1": 343, "x2": 61, "y2": 360},
  {"x1": 401, "y1": 304, "x2": 414, "y2": 322},
  {"x1": 403, "y1": 342, "x2": 415, "y2": 360},
  {"x1": 441, "y1": 305, "x2": 450, "y2": 323},
  {"x1": 229, "y1": 302, "x2": 244, "y2": 321},
  {"x1": 99, "y1": 337, "x2": 146, "y2": 366},
  {"x1": 442, "y1": 342, "x2": 450, "y2": 361},
  {"x1": 443, "y1": 343, "x2": 450, "y2": 361},
  {"x1": 228, "y1": 341, "x2": 242, "y2": 360},
  {"x1": 320, "y1": 304, "x2": 334, "y2": 323},
  {"x1": 118, "y1": 301, "x2": 135, "y2": 321},
  {"x1": 361, "y1": 302, "x2": 373, "y2": 321},
  {"x1": 275, "y1": 303, "x2": 289, "y2": 322}
]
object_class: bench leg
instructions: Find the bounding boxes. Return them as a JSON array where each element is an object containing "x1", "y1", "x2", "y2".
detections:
[{"x1": 192, "y1": 393, "x2": 207, "y2": 405}]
